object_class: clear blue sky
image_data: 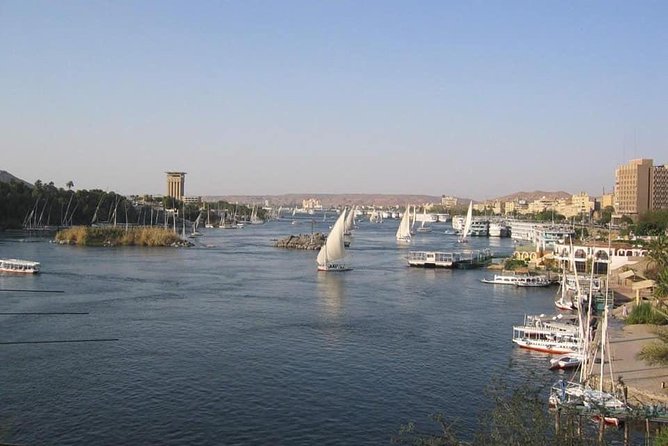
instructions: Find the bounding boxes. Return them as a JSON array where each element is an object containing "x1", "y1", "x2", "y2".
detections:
[{"x1": 1, "y1": 1, "x2": 666, "y2": 199}]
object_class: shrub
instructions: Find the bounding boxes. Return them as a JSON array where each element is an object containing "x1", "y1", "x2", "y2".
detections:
[{"x1": 626, "y1": 302, "x2": 668, "y2": 325}]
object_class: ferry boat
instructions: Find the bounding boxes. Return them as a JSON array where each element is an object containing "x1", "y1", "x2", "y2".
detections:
[
  {"x1": 512, "y1": 314, "x2": 581, "y2": 354},
  {"x1": 408, "y1": 249, "x2": 492, "y2": 269},
  {"x1": 0, "y1": 258, "x2": 40, "y2": 274},
  {"x1": 481, "y1": 273, "x2": 550, "y2": 287}
]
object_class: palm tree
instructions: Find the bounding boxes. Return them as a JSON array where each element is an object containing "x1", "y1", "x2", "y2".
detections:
[
  {"x1": 66, "y1": 180, "x2": 74, "y2": 191},
  {"x1": 647, "y1": 235, "x2": 668, "y2": 271}
]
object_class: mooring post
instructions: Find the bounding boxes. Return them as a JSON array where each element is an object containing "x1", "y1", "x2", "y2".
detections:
[{"x1": 555, "y1": 408, "x2": 561, "y2": 434}]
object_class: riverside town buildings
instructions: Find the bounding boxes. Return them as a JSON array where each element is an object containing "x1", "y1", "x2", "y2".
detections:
[{"x1": 613, "y1": 158, "x2": 668, "y2": 219}]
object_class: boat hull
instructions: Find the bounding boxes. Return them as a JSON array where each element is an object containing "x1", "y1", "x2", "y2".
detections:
[{"x1": 317, "y1": 264, "x2": 352, "y2": 272}]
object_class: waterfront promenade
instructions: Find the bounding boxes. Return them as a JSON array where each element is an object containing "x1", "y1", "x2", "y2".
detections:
[{"x1": 605, "y1": 286, "x2": 668, "y2": 405}]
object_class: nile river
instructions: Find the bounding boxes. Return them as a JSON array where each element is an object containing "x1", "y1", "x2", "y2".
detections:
[{"x1": 1, "y1": 218, "x2": 561, "y2": 445}]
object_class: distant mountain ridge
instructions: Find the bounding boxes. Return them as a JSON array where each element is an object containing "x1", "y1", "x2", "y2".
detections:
[
  {"x1": 488, "y1": 190, "x2": 572, "y2": 203},
  {"x1": 0, "y1": 170, "x2": 32, "y2": 188},
  {"x1": 205, "y1": 193, "x2": 444, "y2": 208},
  {"x1": 204, "y1": 191, "x2": 573, "y2": 207}
]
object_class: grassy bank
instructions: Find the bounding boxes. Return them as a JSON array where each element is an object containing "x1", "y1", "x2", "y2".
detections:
[{"x1": 55, "y1": 226, "x2": 185, "y2": 247}]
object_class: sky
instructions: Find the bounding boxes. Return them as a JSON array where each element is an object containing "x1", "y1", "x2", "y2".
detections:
[{"x1": 1, "y1": 1, "x2": 667, "y2": 200}]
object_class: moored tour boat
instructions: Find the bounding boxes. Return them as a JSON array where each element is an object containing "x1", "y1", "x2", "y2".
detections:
[
  {"x1": 0, "y1": 258, "x2": 40, "y2": 274},
  {"x1": 481, "y1": 273, "x2": 550, "y2": 287}
]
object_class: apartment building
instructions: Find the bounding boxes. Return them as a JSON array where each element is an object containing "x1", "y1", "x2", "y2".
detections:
[{"x1": 614, "y1": 159, "x2": 653, "y2": 218}]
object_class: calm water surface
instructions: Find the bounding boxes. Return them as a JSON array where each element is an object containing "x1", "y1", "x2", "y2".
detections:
[{"x1": 1, "y1": 219, "x2": 564, "y2": 445}]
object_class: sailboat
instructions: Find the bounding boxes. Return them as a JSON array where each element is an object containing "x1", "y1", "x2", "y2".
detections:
[
  {"x1": 548, "y1": 251, "x2": 629, "y2": 425},
  {"x1": 396, "y1": 205, "x2": 412, "y2": 243},
  {"x1": 317, "y1": 208, "x2": 351, "y2": 272},
  {"x1": 205, "y1": 205, "x2": 214, "y2": 229},
  {"x1": 416, "y1": 208, "x2": 432, "y2": 233},
  {"x1": 190, "y1": 212, "x2": 203, "y2": 237},
  {"x1": 250, "y1": 205, "x2": 264, "y2": 225},
  {"x1": 344, "y1": 206, "x2": 355, "y2": 236},
  {"x1": 458, "y1": 201, "x2": 473, "y2": 243}
]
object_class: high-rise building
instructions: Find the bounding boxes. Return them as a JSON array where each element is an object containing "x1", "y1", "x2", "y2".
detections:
[
  {"x1": 652, "y1": 164, "x2": 668, "y2": 210},
  {"x1": 614, "y1": 159, "x2": 653, "y2": 218},
  {"x1": 166, "y1": 172, "x2": 186, "y2": 200}
]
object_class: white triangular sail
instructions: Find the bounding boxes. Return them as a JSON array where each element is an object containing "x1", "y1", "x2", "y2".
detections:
[
  {"x1": 396, "y1": 205, "x2": 412, "y2": 242},
  {"x1": 317, "y1": 208, "x2": 347, "y2": 266},
  {"x1": 344, "y1": 206, "x2": 355, "y2": 234},
  {"x1": 459, "y1": 201, "x2": 473, "y2": 242}
]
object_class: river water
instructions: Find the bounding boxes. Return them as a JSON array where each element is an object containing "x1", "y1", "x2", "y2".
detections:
[{"x1": 1, "y1": 218, "x2": 565, "y2": 445}]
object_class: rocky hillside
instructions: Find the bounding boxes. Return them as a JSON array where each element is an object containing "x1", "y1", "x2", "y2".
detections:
[{"x1": 0, "y1": 170, "x2": 32, "y2": 187}]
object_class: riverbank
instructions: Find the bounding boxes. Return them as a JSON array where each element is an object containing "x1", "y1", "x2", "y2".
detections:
[
  {"x1": 54, "y1": 226, "x2": 190, "y2": 247},
  {"x1": 606, "y1": 284, "x2": 668, "y2": 404}
]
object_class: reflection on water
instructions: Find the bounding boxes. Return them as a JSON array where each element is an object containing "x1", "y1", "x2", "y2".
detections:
[{"x1": 316, "y1": 272, "x2": 346, "y2": 318}]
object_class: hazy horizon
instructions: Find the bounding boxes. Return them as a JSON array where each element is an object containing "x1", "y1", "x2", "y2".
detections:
[{"x1": 2, "y1": 1, "x2": 666, "y2": 200}]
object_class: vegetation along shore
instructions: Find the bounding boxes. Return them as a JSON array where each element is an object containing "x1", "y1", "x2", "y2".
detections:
[{"x1": 55, "y1": 226, "x2": 190, "y2": 247}]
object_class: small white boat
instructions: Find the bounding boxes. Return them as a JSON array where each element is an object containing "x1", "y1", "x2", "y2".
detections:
[
  {"x1": 554, "y1": 296, "x2": 575, "y2": 311},
  {"x1": 0, "y1": 258, "x2": 40, "y2": 274},
  {"x1": 549, "y1": 353, "x2": 583, "y2": 370}
]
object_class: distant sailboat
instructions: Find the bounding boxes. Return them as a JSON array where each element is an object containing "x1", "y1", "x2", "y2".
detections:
[
  {"x1": 190, "y1": 212, "x2": 203, "y2": 237},
  {"x1": 205, "y1": 205, "x2": 214, "y2": 228},
  {"x1": 317, "y1": 208, "x2": 351, "y2": 271},
  {"x1": 396, "y1": 205, "x2": 412, "y2": 243},
  {"x1": 416, "y1": 207, "x2": 432, "y2": 233},
  {"x1": 344, "y1": 206, "x2": 355, "y2": 235},
  {"x1": 458, "y1": 201, "x2": 473, "y2": 243}
]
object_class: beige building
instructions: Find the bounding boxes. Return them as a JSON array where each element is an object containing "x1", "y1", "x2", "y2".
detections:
[
  {"x1": 302, "y1": 198, "x2": 322, "y2": 210},
  {"x1": 614, "y1": 159, "x2": 652, "y2": 217},
  {"x1": 166, "y1": 172, "x2": 186, "y2": 200},
  {"x1": 652, "y1": 164, "x2": 668, "y2": 210},
  {"x1": 441, "y1": 195, "x2": 458, "y2": 208},
  {"x1": 601, "y1": 193, "x2": 614, "y2": 209}
]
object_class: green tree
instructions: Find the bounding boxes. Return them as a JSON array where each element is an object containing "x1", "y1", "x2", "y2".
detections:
[
  {"x1": 599, "y1": 206, "x2": 615, "y2": 225},
  {"x1": 394, "y1": 380, "x2": 599, "y2": 446},
  {"x1": 638, "y1": 326, "x2": 668, "y2": 366}
]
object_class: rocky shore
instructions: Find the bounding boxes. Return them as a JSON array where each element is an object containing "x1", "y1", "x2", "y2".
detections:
[{"x1": 273, "y1": 233, "x2": 326, "y2": 250}]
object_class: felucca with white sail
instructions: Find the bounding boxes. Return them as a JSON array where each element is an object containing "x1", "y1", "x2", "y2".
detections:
[
  {"x1": 458, "y1": 201, "x2": 473, "y2": 243},
  {"x1": 317, "y1": 208, "x2": 351, "y2": 272},
  {"x1": 396, "y1": 205, "x2": 412, "y2": 243}
]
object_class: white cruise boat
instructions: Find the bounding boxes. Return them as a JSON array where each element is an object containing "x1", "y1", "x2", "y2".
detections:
[
  {"x1": 481, "y1": 273, "x2": 550, "y2": 287},
  {"x1": 469, "y1": 220, "x2": 489, "y2": 236},
  {"x1": 488, "y1": 222, "x2": 510, "y2": 237},
  {"x1": 0, "y1": 258, "x2": 40, "y2": 274}
]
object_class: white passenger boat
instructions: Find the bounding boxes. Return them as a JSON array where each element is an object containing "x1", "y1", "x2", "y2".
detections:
[
  {"x1": 481, "y1": 273, "x2": 550, "y2": 287},
  {"x1": 512, "y1": 314, "x2": 581, "y2": 354},
  {"x1": 0, "y1": 258, "x2": 40, "y2": 274}
]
